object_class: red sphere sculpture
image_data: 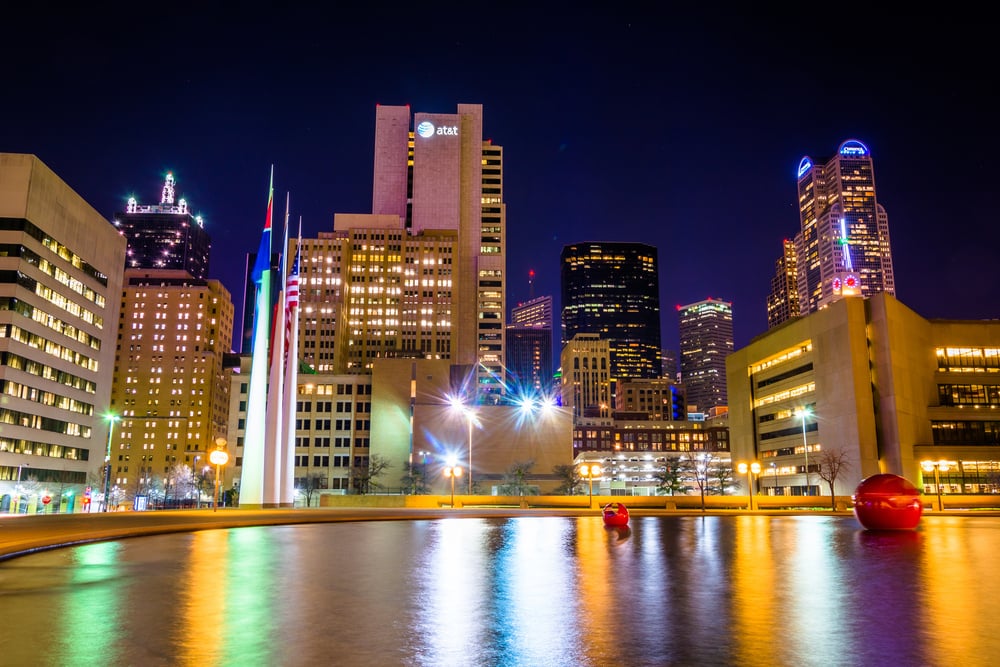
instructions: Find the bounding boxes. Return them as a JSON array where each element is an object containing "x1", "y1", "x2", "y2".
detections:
[
  {"x1": 602, "y1": 502, "x2": 630, "y2": 527},
  {"x1": 852, "y1": 474, "x2": 923, "y2": 531}
]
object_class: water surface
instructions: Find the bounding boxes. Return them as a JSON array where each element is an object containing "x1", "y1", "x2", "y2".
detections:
[{"x1": 0, "y1": 515, "x2": 994, "y2": 666}]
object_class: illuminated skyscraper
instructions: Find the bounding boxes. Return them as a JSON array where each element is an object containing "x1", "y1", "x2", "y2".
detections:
[
  {"x1": 372, "y1": 104, "x2": 506, "y2": 400},
  {"x1": 560, "y1": 242, "x2": 662, "y2": 382},
  {"x1": 109, "y1": 270, "x2": 234, "y2": 502},
  {"x1": 507, "y1": 296, "x2": 555, "y2": 395},
  {"x1": 793, "y1": 139, "x2": 895, "y2": 314},
  {"x1": 678, "y1": 298, "x2": 733, "y2": 413},
  {"x1": 766, "y1": 239, "x2": 799, "y2": 328},
  {"x1": 113, "y1": 172, "x2": 211, "y2": 279}
]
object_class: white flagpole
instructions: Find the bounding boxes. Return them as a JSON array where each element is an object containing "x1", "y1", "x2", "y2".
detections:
[{"x1": 280, "y1": 217, "x2": 302, "y2": 506}]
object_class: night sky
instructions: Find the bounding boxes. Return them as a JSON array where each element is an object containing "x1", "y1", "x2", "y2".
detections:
[{"x1": 5, "y1": 5, "x2": 996, "y2": 353}]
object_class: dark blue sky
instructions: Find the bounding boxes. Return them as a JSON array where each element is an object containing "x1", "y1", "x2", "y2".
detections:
[{"x1": 5, "y1": 5, "x2": 996, "y2": 353}]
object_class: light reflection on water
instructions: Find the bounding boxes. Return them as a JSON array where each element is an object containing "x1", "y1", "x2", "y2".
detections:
[{"x1": 0, "y1": 515, "x2": 998, "y2": 666}]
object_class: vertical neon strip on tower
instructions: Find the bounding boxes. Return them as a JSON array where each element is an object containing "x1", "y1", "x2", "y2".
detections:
[{"x1": 238, "y1": 167, "x2": 274, "y2": 507}]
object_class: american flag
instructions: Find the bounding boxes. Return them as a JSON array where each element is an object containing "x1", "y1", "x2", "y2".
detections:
[{"x1": 283, "y1": 242, "x2": 300, "y2": 364}]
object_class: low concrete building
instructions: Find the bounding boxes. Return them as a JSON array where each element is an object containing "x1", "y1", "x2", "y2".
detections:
[{"x1": 727, "y1": 293, "x2": 1000, "y2": 497}]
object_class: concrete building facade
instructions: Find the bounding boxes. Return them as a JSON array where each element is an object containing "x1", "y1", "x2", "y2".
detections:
[
  {"x1": 0, "y1": 154, "x2": 126, "y2": 512},
  {"x1": 727, "y1": 293, "x2": 1000, "y2": 498}
]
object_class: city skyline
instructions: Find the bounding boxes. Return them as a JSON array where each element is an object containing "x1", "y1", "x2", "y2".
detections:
[{"x1": 4, "y1": 6, "x2": 996, "y2": 353}]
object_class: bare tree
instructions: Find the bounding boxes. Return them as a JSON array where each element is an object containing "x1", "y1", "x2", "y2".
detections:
[
  {"x1": 814, "y1": 448, "x2": 851, "y2": 510},
  {"x1": 552, "y1": 464, "x2": 582, "y2": 495},
  {"x1": 709, "y1": 460, "x2": 735, "y2": 495},
  {"x1": 351, "y1": 454, "x2": 391, "y2": 495},
  {"x1": 691, "y1": 454, "x2": 715, "y2": 512},
  {"x1": 299, "y1": 472, "x2": 327, "y2": 506},
  {"x1": 654, "y1": 457, "x2": 691, "y2": 496}
]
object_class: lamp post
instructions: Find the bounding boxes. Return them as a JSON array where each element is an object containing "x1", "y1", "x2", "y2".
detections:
[
  {"x1": 737, "y1": 461, "x2": 761, "y2": 511},
  {"x1": 770, "y1": 462, "x2": 778, "y2": 495},
  {"x1": 794, "y1": 407, "x2": 812, "y2": 496},
  {"x1": 578, "y1": 462, "x2": 603, "y2": 507},
  {"x1": 450, "y1": 396, "x2": 476, "y2": 495},
  {"x1": 102, "y1": 413, "x2": 120, "y2": 512},
  {"x1": 444, "y1": 462, "x2": 463, "y2": 508},
  {"x1": 210, "y1": 447, "x2": 229, "y2": 512},
  {"x1": 921, "y1": 459, "x2": 950, "y2": 512}
]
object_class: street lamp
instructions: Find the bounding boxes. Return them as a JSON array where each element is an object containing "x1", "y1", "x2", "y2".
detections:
[
  {"x1": 737, "y1": 461, "x2": 761, "y2": 511},
  {"x1": 449, "y1": 396, "x2": 478, "y2": 495},
  {"x1": 921, "y1": 459, "x2": 950, "y2": 511},
  {"x1": 210, "y1": 443, "x2": 229, "y2": 513},
  {"x1": 695, "y1": 454, "x2": 710, "y2": 512},
  {"x1": 794, "y1": 406, "x2": 812, "y2": 496},
  {"x1": 103, "y1": 413, "x2": 120, "y2": 512},
  {"x1": 770, "y1": 462, "x2": 779, "y2": 495},
  {"x1": 578, "y1": 462, "x2": 603, "y2": 506},
  {"x1": 443, "y1": 461, "x2": 463, "y2": 508}
]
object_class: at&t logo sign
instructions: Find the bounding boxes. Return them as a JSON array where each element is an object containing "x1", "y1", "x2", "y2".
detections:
[{"x1": 416, "y1": 121, "x2": 459, "y2": 138}]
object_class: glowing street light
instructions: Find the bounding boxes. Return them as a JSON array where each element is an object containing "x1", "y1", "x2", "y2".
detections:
[
  {"x1": 921, "y1": 459, "x2": 950, "y2": 512},
  {"x1": 444, "y1": 461, "x2": 463, "y2": 508},
  {"x1": 578, "y1": 462, "x2": 603, "y2": 506},
  {"x1": 737, "y1": 461, "x2": 762, "y2": 511},
  {"x1": 770, "y1": 461, "x2": 779, "y2": 495},
  {"x1": 794, "y1": 406, "x2": 812, "y2": 496},
  {"x1": 449, "y1": 396, "x2": 477, "y2": 495},
  {"x1": 210, "y1": 437, "x2": 229, "y2": 512},
  {"x1": 103, "y1": 413, "x2": 120, "y2": 512}
]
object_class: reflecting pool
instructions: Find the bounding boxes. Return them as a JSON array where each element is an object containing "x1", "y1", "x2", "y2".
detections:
[{"x1": 0, "y1": 514, "x2": 997, "y2": 666}]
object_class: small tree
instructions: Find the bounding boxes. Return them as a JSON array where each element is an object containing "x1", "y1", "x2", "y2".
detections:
[
  {"x1": 299, "y1": 472, "x2": 326, "y2": 507},
  {"x1": 497, "y1": 460, "x2": 538, "y2": 496},
  {"x1": 400, "y1": 463, "x2": 430, "y2": 495},
  {"x1": 709, "y1": 460, "x2": 735, "y2": 495},
  {"x1": 691, "y1": 454, "x2": 716, "y2": 512},
  {"x1": 351, "y1": 454, "x2": 391, "y2": 495},
  {"x1": 654, "y1": 457, "x2": 691, "y2": 496},
  {"x1": 552, "y1": 464, "x2": 582, "y2": 495},
  {"x1": 814, "y1": 448, "x2": 851, "y2": 510}
]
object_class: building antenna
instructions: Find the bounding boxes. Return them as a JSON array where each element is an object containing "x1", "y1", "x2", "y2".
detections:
[{"x1": 528, "y1": 269, "x2": 535, "y2": 300}]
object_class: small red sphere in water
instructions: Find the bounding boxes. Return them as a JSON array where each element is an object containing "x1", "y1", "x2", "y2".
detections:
[{"x1": 853, "y1": 474, "x2": 923, "y2": 531}]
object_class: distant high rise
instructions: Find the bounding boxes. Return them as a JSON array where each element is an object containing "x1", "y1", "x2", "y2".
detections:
[
  {"x1": 507, "y1": 296, "x2": 555, "y2": 395},
  {"x1": 793, "y1": 139, "x2": 895, "y2": 315},
  {"x1": 560, "y1": 333, "x2": 612, "y2": 422},
  {"x1": 113, "y1": 172, "x2": 211, "y2": 279},
  {"x1": 661, "y1": 348, "x2": 680, "y2": 381},
  {"x1": 560, "y1": 242, "x2": 662, "y2": 382},
  {"x1": 511, "y1": 296, "x2": 553, "y2": 328},
  {"x1": 766, "y1": 239, "x2": 799, "y2": 328},
  {"x1": 372, "y1": 104, "x2": 506, "y2": 400},
  {"x1": 109, "y1": 270, "x2": 234, "y2": 498},
  {"x1": 678, "y1": 298, "x2": 733, "y2": 413}
]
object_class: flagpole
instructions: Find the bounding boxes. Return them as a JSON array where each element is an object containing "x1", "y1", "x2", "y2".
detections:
[
  {"x1": 280, "y1": 217, "x2": 302, "y2": 506},
  {"x1": 239, "y1": 166, "x2": 274, "y2": 508},
  {"x1": 262, "y1": 192, "x2": 292, "y2": 507}
]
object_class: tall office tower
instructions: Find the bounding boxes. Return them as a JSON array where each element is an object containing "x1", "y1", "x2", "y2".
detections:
[
  {"x1": 508, "y1": 295, "x2": 555, "y2": 393},
  {"x1": 511, "y1": 295, "x2": 553, "y2": 328},
  {"x1": 661, "y1": 348, "x2": 679, "y2": 382},
  {"x1": 372, "y1": 104, "x2": 506, "y2": 401},
  {"x1": 678, "y1": 298, "x2": 733, "y2": 413},
  {"x1": 294, "y1": 214, "x2": 457, "y2": 374},
  {"x1": 505, "y1": 326, "x2": 553, "y2": 396},
  {"x1": 766, "y1": 239, "x2": 799, "y2": 328},
  {"x1": 109, "y1": 270, "x2": 234, "y2": 503},
  {"x1": 0, "y1": 154, "x2": 126, "y2": 508},
  {"x1": 560, "y1": 242, "x2": 662, "y2": 381},
  {"x1": 794, "y1": 139, "x2": 895, "y2": 314},
  {"x1": 560, "y1": 333, "x2": 612, "y2": 422},
  {"x1": 113, "y1": 172, "x2": 211, "y2": 279}
]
